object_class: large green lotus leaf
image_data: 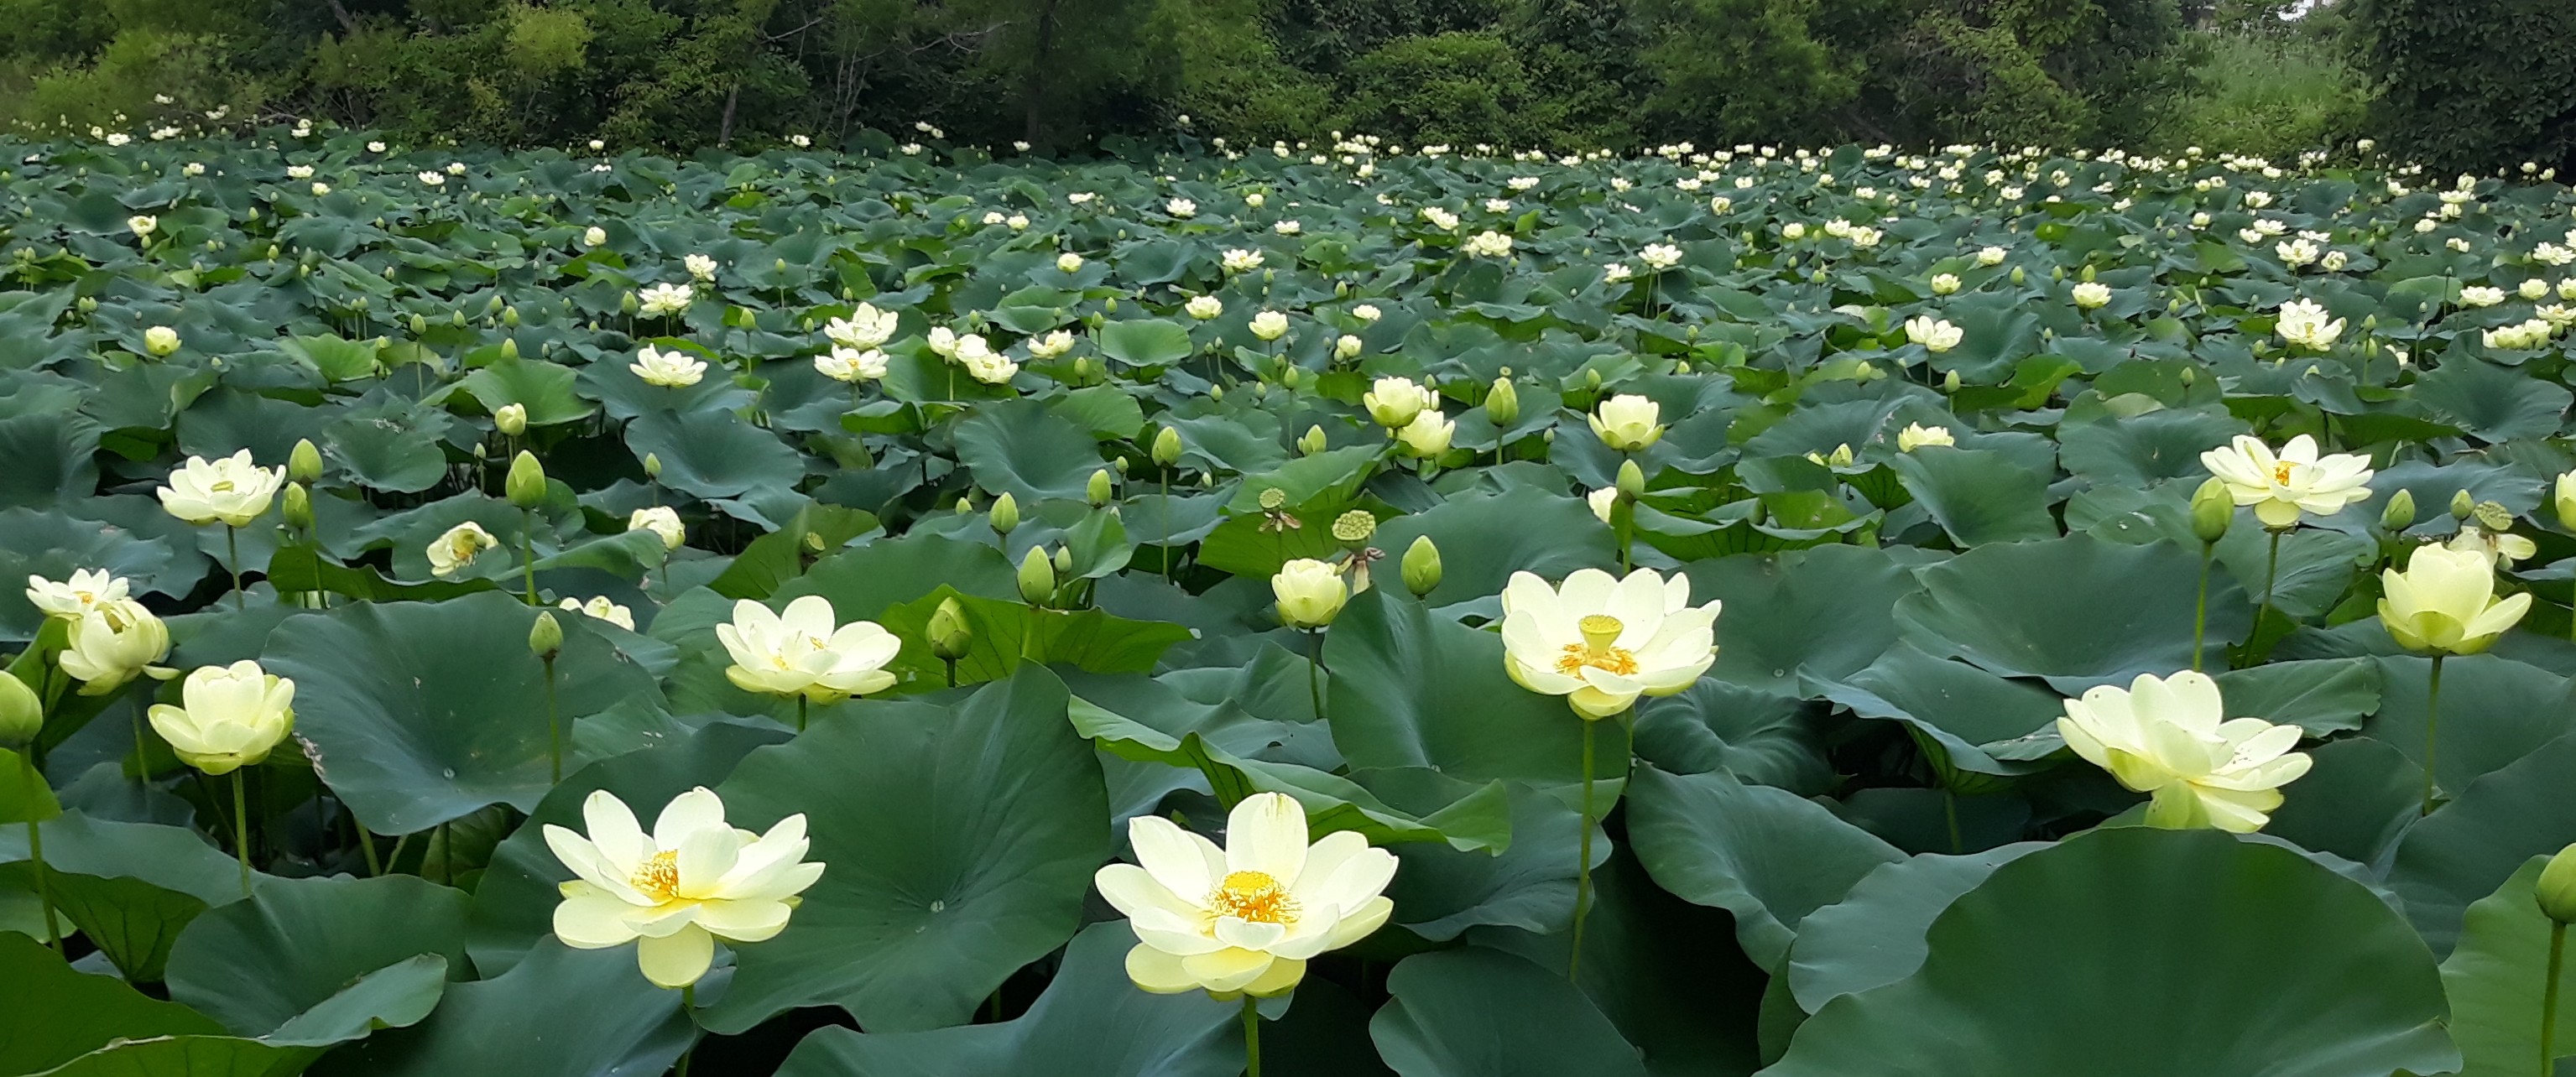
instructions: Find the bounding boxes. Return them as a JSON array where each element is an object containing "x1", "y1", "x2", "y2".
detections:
[
  {"x1": 2259, "y1": 736, "x2": 2424, "y2": 866},
  {"x1": 1097, "y1": 318, "x2": 1198, "y2": 367},
  {"x1": 2370, "y1": 460, "x2": 2544, "y2": 526},
  {"x1": 1762, "y1": 829, "x2": 2459, "y2": 1077},
  {"x1": 1783, "y1": 843, "x2": 2047, "y2": 1012},
  {"x1": 2212, "y1": 658, "x2": 2380, "y2": 736},
  {"x1": 2412, "y1": 355, "x2": 2572, "y2": 441},
  {"x1": 1388, "y1": 782, "x2": 1590, "y2": 941},
  {"x1": 265, "y1": 591, "x2": 663, "y2": 834},
  {"x1": 166, "y1": 875, "x2": 469, "y2": 1038},
  {"x1": 956, "y1": 399, "x2": 1105, "y2": 502},
  {"x1": 1817, "y1": 643, "x2": 2063, "y2": 785},
  {"x1": 1051, "y1": 385, "x2": 1147, "y2": 440},
  {"x1": 623, "y1": 408, "x2": 806, "y2": 500},
  {"x1": 1886, "y1": 447, "x2": 2057, "y2": 546},
  {"x1": 1370, "y1": 946, "x2": 1649, "y2": 1077},
  {"x1": 2366, "y1": 654, "x2": 2576, "y2": 800},
  {"x1": 2056, "y1": 408, "x2": 2248, "y2": 486},
  {"x1": 321, "y1": 411, "x2": 448, "y2": 494},
  {"x1": 2439, "y1": 856, "x2": 2576, "y2": 1076},
  {"x1": 702, "y1": 668, "x2": 1111, "y2": 1033},
  {"x1": 1624, "y1": 765, "x2": 1904, "y2": 969},
  {"x1": 308, "y1": 940, "x2": 691, "y2": 1077},
  {"x1": 0, "y1": 507, "x2": 181, "y2": 642},
  {"x1": 1325, "y1": 589, "x2": 1624, "y2": 805},
  {"x1": 1630, "y1": 679, "x2": 1834, "y2": 794},
  {"x1": 772, "y1": 921, "x2": 1240, "y2": 1077},
  {"x1": 1894, "y1": 534, "x2": 2252, "y2": 692},
  {"x1": 868, "y1": 587, "x2": 1195, "y2": 689},
  {"x1": 0, "y1": 410, "x2": 101, "y2": 508},
  {"x1": 1369, "y1": 486, "x2": 1616, "y2": 606},
  {"x1": 467, "y1": 719, "x2": 790, "y2": 977},
  {"x1": 705, "y1": 502, "x2": 880, "y2": 601},
  {"x1": 1680, "y1": 544, "x2": 1925, "y2": 695},
  {"x1": 2390, "y1": 731, "x2": 2576, "y2": 957},
  {"x1": 456, "y1": 359, "x2": 596, "y2": 427},
  {"x1": 774, "y1": 532, "x2": 1022, "y2": 618},
  {"x1": 0, "y1": 813, "x2": 257, "y2": 981},
  {"x1": 43, "y1": 954, "x2": 451, "y2": 1074},
  {"x1": 0, "y1": 932, "x2": 226, "y2": 1074},
  {"x1": 2212, "y1": 521, "x2": 2372, "y2": 620}
]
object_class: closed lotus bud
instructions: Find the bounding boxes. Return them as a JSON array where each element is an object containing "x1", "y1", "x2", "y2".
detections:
[
  {"x1": 1942, "y1": 370, "x2": 1963, "y2": 393},
  {"x1": 507, "y1": 451, "x2": 546, "y2": 508},
  {"x1": 2450, "y1": 489, "x2": 2474, "y2": 521},
  {"x1": 409, "y1": 314, "x2": 429, "y2": 336},
  {"x1": 1152, "y1": 426, "x2": 1182, "y2": 467},
  {"x1": 957, "y1": 497, "x2": 973, "y2": 514},
  {"x1": 529, "y1": 611, "x2": 564, "y2": 659},
  {"x1": 1298, "y1": 426, "x2": 1327, "y2": 455},
  {"x1": 1018, "y1": 546, "x2": 1056, "y2": 606},
  {"x1": 0, "y1": 670, "x2": 39, "y2": 748},
  {"x1": 2010, "y1": 266, "x2": 2026, "y2": 285},
  {"x1": 282, "y1": 482, "x2": 313, "y2": 531},
  {"x1": 289, "y1": 438, "x2": 323, "y2": 483},
  {"x1": 484, "y1": 294, "x2": 505, "y2": 316},
  {"x1": 1087, "y1": 469, "x2": 1113, "y2": 507},
  {"x1": 1487, "y1": 377, "x2": 1520, "y2": 425},
  {"x1": 1616, "y1": 459, "x2": 1646, "y2": 498},
  {"x1": 643, "y1": 453, "x2": 662, "y2": 480},
  {"x1": 622, "y1": 292, "x2": 639, "y2": 315},
  {"x1": 990, "y1": 492, "x2": 1020, "y2": 534},
  {"x1": 1113, "y1": 456, "x2": 1129, "y2": 475},
  {"x1": 2191, "y1": 476, "x2": 2233, "y2": 544},
  {"x1": 2382, "y1": 489, "x2": 2417, "y2": 532},
  {"x1": 503, "y1": 305, "x2": 520, "y2": 328},
  {"x1": 1585, "y1": 369, "x2": 1603, "y2": 390},
  {"x1": 927, "y1": 597, "x2": 973, "y2": 660},
  {"x1": 500, "y1": 337, "x2": 519, "y2": 359},
  {"x1": 1052, "y1": 545, "x2": 1073, "y2": 576},
  {"x1": 1402, "y1": 535, "x2": 1442, "y2": 598},
  {"x1": 2539, "y1": 843, "x2": 2576, "y2": 924},
  {"x1": 494, "y1": 403, "x2": 528, "y2": 436}
]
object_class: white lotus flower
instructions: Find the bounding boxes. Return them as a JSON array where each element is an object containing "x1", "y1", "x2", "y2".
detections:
[
  {"x1": 1249, "y1": 311, "x2": 1290, "y2": 341},
  {"x1": 148, "y1": 660, "x2": 295, "y2": 776},
  {"x1": 58, "y1": 599, "x2": 170, "y2": 695},
  {"x1": 958, "y1": 336, "x2": 1019, "y2": 385},
  {"x1": 815, "y1": 346, "x2": 888, "y2": 383},
  {"x1": 1463, "y1": 231, "x2": 1513, "y2": 258},
  {"x1": 1094, "y1": 792, "x2": 1395, "y2": 998},
  {"x1": 2071, "y1": 282, "x2": 2112, "y2": 309},
  {"x1": 1186, "y1": 295, "x2": 1224, "y2": 320},
  {"x1": 1588, "y1": 394, "x2": 1663, "y2": 451},
  {"x1": 560, "y1": 596, "x2": 637, "y2": 632},
  {"x1": 1222, "y1": 248, "x2": 1264, "y2": 272},
  {"x1": 629, "y1": 507, "x2": 685, "y2": 549},
  {"x1": 2274, "y1": 299, "x2": 2344, "y2": 351},
  {"x1": 630, "y1": 345, "x2": 707, "y2": 388},
  {"x1": 683, "y1": 253, "x2": 717, "y2": 282},
  {"x1": 427, "y1": 522, "x2": 501, "y2": 578},
  {"x1": 28, "y1": 570, "x2": 130, "y2": 619},
  {"x1": 2198, "y1": 434, "x2": 2374, "y2": 528},
  {"x1": 1896, "y1": 423, "x2": 1954, "y2": 451},
  {"x1": 1499, "y1": 568, "x2": 1720, "y2": 719},
  {"x1": 1903, "y1": 315, "x2": 1962, "y2": 353},
  {"x1": 716, "y1": 596, "x2": 900, "y2": 702},
  {"x1": 637, "y1": 283, "x2": 695, "y2": 317},
  {"x1": 2057, "y1": 670, "x2": 2311, "y2": 834},
  {"x1": 159, "y1": 450, "x2": 284, "y2": 527},
  {"x1": 1395, "y1": 409, "x2": 1453, "y2": 458},
  {"x1": 1640, "y1": 243, "x2": 1682, "y2": 270},
  {"x1": 545, "y1": 788, "x2": 823, "y2": 989},
  {"x1": 1364, "y1": 377, "x2": 1436, "y2": 429},
  {"x1": 2379, "y1": 542, "x2": 2532, "y2": 655}
]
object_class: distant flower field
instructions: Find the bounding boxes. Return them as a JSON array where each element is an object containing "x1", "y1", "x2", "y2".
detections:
[{"x1": 2, "y1": 130, "x2": 2575, "y2": 1075}]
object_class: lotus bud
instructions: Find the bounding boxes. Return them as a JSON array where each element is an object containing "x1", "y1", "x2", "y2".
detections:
[
  {"x1": 0, "y1": 671, "x2": 38, "y2": 749},
  {"x1": 2450, "y1": 489, "x2": 2474, "y2": 521},
  {"x1": 484, "y1": 294, "x2": 505, "y2": 315},
  {"x1": 2382, "y1": 489, "x2": 2416, "y2": 532},
  {"x1": 1402, "y1": 535, "x2": 1442, "y2": 598},
  {"x1": 1087, "y1": 469, "x2": 1113, "y2": 507},
  {"x1": 1052, "y1": 545, "x2": 1073, "y2": 576},
  {"x1": 1616, "y1": 459, "x2": 1646, "y2": 498},
  {"x1": 1585, "y1": 368, "x2": 1603, "y2": 390},
  {"x1": 621, "y1": 292, "x2": 639, "y2": 315},
  {"x1": 1942, "y1": 370, "x2": 1963, "y2": 393},
  {"x1": 2539, "y1": 843, "x2": 2576, "y2": 924},
  {"x1": 494, "y1": 403, "x2": 528, "y2": 436},
  {"x1": 503, "y1": 305, "x2": 520, "y2": 328},
  {"x1": 1332, "y1": 510, "x2": 1376, "y2": 551},
  {"x1": 500, "y1": 337, "x2": 519, "y2": 359},
  {"x1": 2010, "y1": 266, "x2": 2026, "y2": 285},
  {"x1": 643, "y1": 453, "x2": 662, "y2": 480},
  {"x1": 409, "y1": 314, "x2": 429, "y2": 336},
  {"x1": 2190, "y1": 476, "x2": 2232, "y2": 544},
  {"x1": 1298, "y1": 425, "x2": 1327, "y2": 455},
  {"x1": 529, "y1": 611, "x2": 564, "y2": 659},
  {"x1": 1017, "y1": 546, "x2": 1056, "y2": 606},
  {"x1": 1281, "y1": 366, "x2": 1301, "y2": 388},
  {"x1": 957, "y1": 497, "x2": 973, "y2": 514},
  {"x1": 1487, "y1": 377, "x2": 1520, "y2": 425},
  {"x1": 289, "y1": 438, "x2": 323, "y2": 483},
  {"x1": 927, "y1": 597, "x2": 973, "y2": 660},
  {"x1": 990, "y1": 492, "x2": 1021, "y2": 535},
  {"x1": 282, "y1": 482, "x2": 313, "y2": 532},
  {"x1": 1152, "y1": 426, "x2": 1182, "y2": 467},
  {"x1": 506, "y1": 451, "x2": 547, "y2": 508}
]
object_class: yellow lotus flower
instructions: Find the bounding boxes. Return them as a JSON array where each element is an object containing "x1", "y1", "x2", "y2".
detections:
[
  {"x1": 159, "y1": 450, "x2": 285, "y2": 527},
  {"x1": 2447, "y1": 524, "x2": 2536, "y2": 567},
  {"x1": 543, "y1": 788, "x2": 823, "y2": 989},
  {"x1": 2556, "y1": 471, "x2": 2576, "y2": 531},
  {"x1": 715, "y1": 596, "x2": 900, "y2": 702},
  {"x1": 147, "y1": 660, "x2": 295, "y2": 776},
  {"x1": 1588, "y1": 394, "x2": 1664, "y2": 451},
  {"x1": 2196, "y1": 434, "x2": 2374, "y2": 528},
  {"x1": 2378, "y1": 542, "x2": 2531, "y2": 655},
  {"x1": 1364, "y1": 377, "x2": 1436, "y2": 429},
  {"x1": 26, "y1": 569, "x2": 129, "y2": 620},
  {"x1": 628, "y1": 507, "x2": 685, "y2": 549},
  {"x1": 1499, "y1": 567, "x2": 1719, "y2": 719},
  {"x1": 560, "y1": 595, "x2": 636, "y2": 632},
  {"x1": 1395, "y1": 409, "x2": 1453, "y2": 458},
  {"x1": 629, "y1": 345, "x2": 706, "y2": 388},
  {"x1": 2057, "y1": 670, "x2": 2310, "y2": 833},
  {"x1": 823, "y1": 304, "x2": 900, "y2": 350},
  {"x1": 1093, "y1": 792, "x2": 1396, "y2": 998},
  {"x1": 58, "y1": 599, "x2": 171, "y2": 695},
  {"x1": 426, "y1": 522, "x2": 501, "y2": 578},
  {"x1": 1895, "y1": 423, "x2": 1954, "y2": 451},
  {"x1": 1272, "y1": 559, "x2": 1349, "y2": 629}
]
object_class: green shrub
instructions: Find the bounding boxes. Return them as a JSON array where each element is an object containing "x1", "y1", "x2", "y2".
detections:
[{"x1": 2158, "y1": 33, "x2": 2365, "y2": 159}]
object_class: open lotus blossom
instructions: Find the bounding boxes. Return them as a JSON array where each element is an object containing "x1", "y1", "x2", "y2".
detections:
[
  {"x1": 427, "y1": 521, "x2": 501, "y2": 577},
  {"x1": 1500, "y1": 567, "x2": 1720, "y2": 719},
  {"x1": 1902, "y1": 315, "x2": 1962, "y2": 353},
  {"x1": 1364, "y1": 377, "x2": 1436, "y2": 429},
  {"x1": 1094, "y1": 792, "x2": 1395, "y2": 998},
  {"x1": 815, "y1": 346, "x2": 889, "y2": 383},
  {"x1": 683, "y1": 253, "x2": 717, "y2": 281},
  {"x1": 1589, "y1": 394, "x2": 1664, "y2": 451},
  {"x1": 561, "y1": 595, "x2": 637, "y2": 632},
  {"x1": 630, "y1": 345, "x2": 707, "y2": 388},
  {"x1": 1395, "y1": 409, "x2": 1453, "y2": 457},
  {"x1": 1588, "y1": 486, "x2": 1620, "y2": 523},
  {"x1": 148, "y1": 660, "x2": 295, "y2": 776},
  {"x1": 823, "y1": 304, "x2": 900, "y2": 351},
  {"x1": 59, "y1": 599, "x2": 171, "y2": 695},
  {"x1": 2274, "y1": 298, "x2": 2344, "y2": 351},
  {"x1": 2379, "y1": 542, "x2": 2531, "y2": 655},
  {"x1": 2057, "y1": 670, "x2": 2311, "y2": 834},
  {"x1": 1273, "y1": 559, "x2": 1348, "y2": 629},
  {"x1": 2447, "y1": 524, "x2": 2536, "y2": 566},
  {"x1": 159, "y1": 450, "x2": 285, "y2": 527},
  {"x1": 545, "y1": 788, "x2": 823, "y2": 989},
  {"x1": 716, "y1": 596, "x2": 900, "y2": 702},
  {"x1": 1639, "y1": 242, "x2": 1682, "y2": 270},
  {"x1": 27, "y1": 570, "x2": 130, "y2": 619},
  {"x1": 958, "y1": 336, "x2": 1019, "y2": 384},
  {"x1": 2197, "y1": 434, "x2": 2374, "y2": 529},
  {"x1": 2071, "y1": 281, "x2": 2111, "y2": 309},
  {"x1": 637, "y1": 282, "x2": 694, "y2": 317},
  {"x1": 1896, "y1": 423, "x2": 1954, "y2": 451}
]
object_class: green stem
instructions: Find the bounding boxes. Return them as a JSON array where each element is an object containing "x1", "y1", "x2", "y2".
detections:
[
  {"x1": 2421, "y1": 654, "x2": 2447, "y2": 815},
  {"x1": 1160, "y1": 472, "x2": 1171, "y2": 577},
  {"x1": 231, "y1": 770, "x2": 254, "y2": 897},
  {"x1": 1943, "y1": 788, "x2": 1963, "y2": 855},
  {"x1": 23, "y1": 752, "x2": 60, "y2": 953},
  {"x1": 796, "y1": 695, "x2": 809, "y2": 733},
  {"x1": 1306, "y1": 629, "x2": 1325, "y2": 722},
  {"x1": 676, "y1": 984, "x2": 696, "y2": 1076},
  {"x1": 226, "y1": 525, "x2": 245, "y2": 610},
  {"x1": 520, "y1": 507, "x2": 540, "y2": 606},
  {"x1": 1241, "y1": 995, "x2": 1261, "y2": 1077},
  {"x1": 544, "y1": 655, "x2": 561, "y2": 783},
  {"x1": 1570, "y1": 715, "x2": 1598, "y2": 982},
  {"x1": 2193, "y1": 543, "x2": 2213, "y2": 671},
  {"x1": 2545, "y1": 921, "x2": 2568, "y2": 1077},
  {"x1": 357, "y1": 817, "x2": 383, "y2": 877},
  {"x1": 2258, "y1": 527, "x2": 2284, "y2": 631},
  {"x1": 435, "y1": 821, "x2": 451, "y2": 886}
]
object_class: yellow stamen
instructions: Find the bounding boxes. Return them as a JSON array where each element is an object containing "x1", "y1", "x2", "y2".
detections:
[
  {"x1": 2271, "y1": 460, "x2": 2294, "y2": 485},
  {"x1": 628, "y1": 849, "x2": 681, "y2": 903},
  {"x1": 1207, "y1": 870, "x2": 1299, "y2": 924},
  {"x1": 1557, "y1": 614, "x2": 1640, "y2": 677}
]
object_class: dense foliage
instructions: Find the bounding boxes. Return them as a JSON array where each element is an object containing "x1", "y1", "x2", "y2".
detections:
[
  {"x1": 4, "y1": 132, "x2": 2576, "y2": 1074},
  {"x1": 2355, "y1": 0, "x2": 2576, "y2": 177}
]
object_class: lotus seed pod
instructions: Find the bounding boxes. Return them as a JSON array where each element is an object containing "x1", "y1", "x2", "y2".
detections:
[
  {"x1": 927, "y1": 597, "x2": 973, "y2": 660},
  {"x1": 1332, "y1": 510, "x2": 1376, "y2": 550},
  {"x1": 1017, "y1": 546, "x2": 1056, "y2": 606},
  {"x1": 289, "y1": 439, "x2": 323, "y2": 483},
  {"x1": 1401, "y1": 535, "x2": 1442, "y2": 598},
  {"x1": 1259, "y1": 487, "x2": 1288, "y2": 512},
  {"x1": 1087, "y1": 469, "x2": 1113, "y2": 507},
  {"x1": 2473, "y1": 501, "x2": 2514, "y2": 531},
  {"x1": 2190, "y1": 477, "x2": 2233, "y2": 544},
  {"x1": 506, "y1": 451, "x2": 547, "y2": 508},
  {"x1": 529, "y1": 611, "x2": 564, "y2": 659},
  {"x1": 2382, "y1": 489, "x2": 2417, "y2": 532},
  {"x1": 0, "y1": 670, "x2": 38, "y2": 749},
  {"x1": 2541, "y1": 843, "x2": 2576, "y2": 924},
  {"x1": 1152, "y1": 426, "x2": 1183, "y2": 467},
  {"x1": 990, "y1": 492, "x2": 1021, "y2": 534}
]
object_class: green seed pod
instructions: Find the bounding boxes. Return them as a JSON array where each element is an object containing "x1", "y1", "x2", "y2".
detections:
[
  {"x1": 2541, "y1": 842, "x2": 2576, "y2": 924},
  {"x1": 2381, "y1": 489, "x2": 2416, "y2": 532},
  {"x1": 288, "y1": 438, "x2": 323, "y2": 483},
  {"x1": 990, "y1": 492, "x2": 1021, "y2": 535},
  {"x1": 927, "y1": 597, "x2": 973, "y2": 660},
  {"x1": 1018, "y1": 546, "x2": 1056, "y2": 606},
  {"x1": 506, "y1": 450, "x2": 547, "y2": 508},
  {"x1": 1332, "y1": 510, "x2": 1376, "y2": 550},
  {"x1": 0, "y1": 670, "x2": 39, "y2": 749},
  {"x1": 529, "y1": 611, "x2": 564, "y2": 659},
  {"x1": 1401, "y1": 535, "x2": 1442, "y2": 598}
]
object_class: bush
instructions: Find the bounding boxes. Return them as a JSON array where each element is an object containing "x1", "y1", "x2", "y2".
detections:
[
  {"x1": 2158, "y1": 33, "x2": 2366, "y2": 159},
  {"x1": 1342, "y1": 31, "x2": 1557, "y2": 146},
  {"x1": 2356, "y1": 0, "x2": 2576, "y2": 173}
]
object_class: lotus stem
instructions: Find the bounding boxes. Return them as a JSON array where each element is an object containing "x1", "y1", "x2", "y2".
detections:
[
  {"x1": 1570, "y1": 715, "x2": 1599, "y2": 982},
  {"x1": 2545, "y1": 921, "x2": 2567, "y2": 1077},
  {"x1": 231, "y1": 769, "x2": 253, "y2": 897},
  {"x1": 2258, "y1": 527, "x2": 2284, "y2": 631},
  {"x1": 1306, "y1": 628, "x2": 1326, "y2": 722},
  {"x1": 2192, "y1": 544, "x2": 2213, "y2": 671},
  {"x1": 544, "y1": 654, "x2": 562, "y2": 783},
  {"x1": 796, "y1": 695, "x2": 809, "y2": 733},
  {"x1": 1241, "y1": 995, "x2": 1262, "y2": 1077},
  {"x1": 1160, "y1": 471, "x2": 1171, "y2": 577},
  {"x1": 676, "y1": 983, "x2": 697, "y2": 1076},
  {"x1": 226, "y1": 525, "x2": 245, "y2": 610},
  {"x1": 2421, "y1": 653, "x2": 2447, "y2": 815},
  {"x1": 356, "y1": 816, "x2": 383, "y2": 877},
  {"x1": 22, "y1": 751, "x2": 60, "y2": 952},
  {"x1": 520, "y1": 507, "x2": 540, "y2": 606},
  {"x1": 1943, "y1": 788, "x2": 1963, "y2": 855}
]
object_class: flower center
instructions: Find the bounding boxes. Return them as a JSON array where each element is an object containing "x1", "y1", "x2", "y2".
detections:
[
  {"x1": 211, "y1": 479, "x2": 236, "y2": 493},
  {"x1": 1557, "y1": 614, "x2": 1639, "y2": 677},
  {"x1": 1207, "y1": 870, "x2": 1299, "y2": 924},
  {"x1": 2271, "y1": 460, "x2": 2295, "y2": 486},
  {"x1": 628, "y1": 849, "x2": 681, "y2": 903}
]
